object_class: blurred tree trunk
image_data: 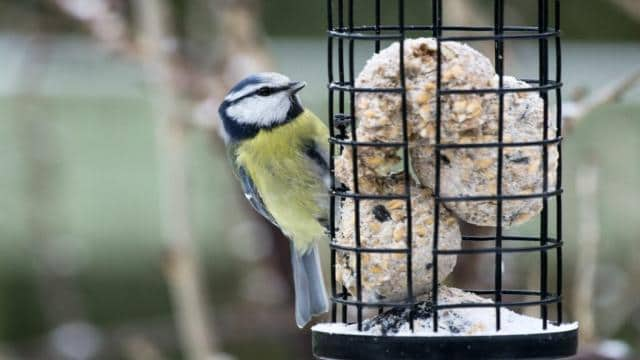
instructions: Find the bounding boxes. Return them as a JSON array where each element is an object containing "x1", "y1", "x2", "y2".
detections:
[
  {"x1": 574, "y1": 158, "x2": 600, "y2": 344},
  {"x1": 132, "y1": 1, "x2": 222, "y2": 359}
]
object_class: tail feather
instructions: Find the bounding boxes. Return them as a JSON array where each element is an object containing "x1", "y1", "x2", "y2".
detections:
[{"x1": 290, "y1": 242, "x2": 329, "y2": 328}]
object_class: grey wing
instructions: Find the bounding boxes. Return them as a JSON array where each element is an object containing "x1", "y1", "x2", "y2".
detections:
[
  {"x1": 238, "y1": 166, "x2": 279, "y2": 228},
  {"x1": 303, "y1": 140, "x2": 331, "y2": 229}
]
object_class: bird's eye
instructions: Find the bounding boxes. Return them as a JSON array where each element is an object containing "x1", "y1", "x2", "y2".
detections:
[{"x1": 256, "y1": 87, "x2": 272, "y2": 96}]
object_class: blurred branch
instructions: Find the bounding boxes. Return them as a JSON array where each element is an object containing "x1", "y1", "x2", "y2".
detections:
[
  {"x1": 52, "y1": 0, "x2": 213, "y2": 107},
  {"x1": 191, "y1": 0, "x2": 272, "y2": 131},
  {"x1": 52, "y1": 0, "x2": 137, "y2": 54},
  {"x1": 444, "y1": 0, "x2": 489, "y2": 25},
  {"x1": 52, "y1": 0, "x2": 272, "y2": 134},
  {"x1": 574, "y1": 158, "x2": 600, "y2": 344},
  {"x1": 131, "y1": 1, "x2": 224, "y2": 359},
  {"x1": 609, "y1": 0, "x2": 640, "y2": 22},
  {"x1": 444, "y1": 0, "x2": 492, "y2": 57},
  {"x1": 212, "y1": 0, "x2": 271, "y2": 84},
  {"x1": 562, "y1": 65, "x2": 640, "y2": 134}
]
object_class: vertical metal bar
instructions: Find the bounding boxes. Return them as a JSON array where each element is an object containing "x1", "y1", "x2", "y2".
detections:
[
  {"x1": 347, "y1": 0, "x2": 363, "y2": 331},
  {"x1": 431, "y1": 0, "x2": 437, "y2": 37},
  {"x1": 493, "y1": 0, "x2": 505, "y2": 332},
  {"x1": 338, "y1": 0, "x2": 345, "y2": 121},
  {"x1": 337, "y1": 0, "x2": 348, "y2": 324},
  {"x1": 538, "y1": 0, "x2": 550, "y2": 330},
  {"x1": 327, "y1": 0, "x2": 338, "y2": 323},
  {"x1": 397, "y1": 0, "x2": 414, "y2": 332},
  {"x1": 431, "y1": 0, "x2": 442, "y2": 38},
  {"x1": 375, "y1": 0, "x2": 381, "y2": 53},
  {"x1": 374, "y1": 0, "x2": 382, "y2": 317},
  {"x1": 432, "y1": 0, "x2": 442, "y2": 333},
  {"x1": 554, "y1": 0, "x2": 563, "y2": 324}
]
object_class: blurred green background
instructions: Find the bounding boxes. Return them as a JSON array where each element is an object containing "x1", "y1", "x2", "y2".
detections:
[{"x1": 0, "y1": 0, "x2": 639, "y2": 359}]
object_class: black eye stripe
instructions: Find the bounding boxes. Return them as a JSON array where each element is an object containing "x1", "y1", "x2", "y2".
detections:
[
  {"x1": 255, "y1": 85, "x2": 289, "y2": 96},
  {"x1": 227, "y1": 85, "x2": 291, "y2": 104},
  {"x1": 256, "y1": 87, "x2": 271, "y2": 96}
]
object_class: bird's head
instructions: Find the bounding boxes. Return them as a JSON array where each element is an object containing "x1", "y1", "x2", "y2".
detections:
[{"x1": 218, "y1": 72, "x2": 306, "y2": 143}]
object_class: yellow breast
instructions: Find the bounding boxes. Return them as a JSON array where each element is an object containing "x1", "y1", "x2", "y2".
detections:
[{"x1": 236, "y1": 110, "x2": 329, "y2": 252}]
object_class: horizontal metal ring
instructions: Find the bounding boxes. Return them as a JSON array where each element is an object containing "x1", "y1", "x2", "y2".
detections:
[
  {"x1": 436, "y1": 137, "x2": 562, "y2": 149},
  {"x1": 437, "y1": 188, "x2": 563, "y2": 202},
  {"x1": 331, "y1": 191, "x2": 410, "y2": 200},
  {"x1": 467, "y1": 289, "x2": 549, "y2": 296},
  {"x1": 329, "y1": 294, "x2": 560, "y2": 308},
  {"x1": 439, "y1": 81, "x2": 562, "y2": 95},
  {"x1": 328, "y1": 136, "x2": 562, "y2": 149},
  {"x1": 331, "y1": 25, "x2": 557, "y2": 33},
  {"x1": 432, "y1": 296, "x2": 561, "y2": 310},
  {"x1": 328, "y1": 30, "x2": 403, "y2": 40},
  {"x1": 328, "y1": 25, "x2": 560, "y2": 40},
  {"x1": 330, "y1": 297, "x2": 415, "y2": 308},
  {"x1": 462, "y1": 235, "x2": 559, "y2": 243},
  {"x1": 434, "y1": 241, "x2": 562, "y2": 255},
  {"x1": 328, "y1": 81, "x2": 562, "y2": 95},
  {"x1": 434, "y1": 295, "x2": 560, "y2": 309},
  {"x1": 330, "y1": 243, "x2": 411, "y2": 254},
  {"x1": 440, "y1": 30, "x2": 559, "y2": 42},
  {"x1": 329, "y1": 82, "x2": 404, "y2": 93},
  {"x1": 328, "y1": 138, "x2": 407, "y2": 147}
]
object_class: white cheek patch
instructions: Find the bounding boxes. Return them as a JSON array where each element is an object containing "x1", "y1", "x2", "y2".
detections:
[{"x1": 226, "y1": 93, "x2": 291, "y2": 127}]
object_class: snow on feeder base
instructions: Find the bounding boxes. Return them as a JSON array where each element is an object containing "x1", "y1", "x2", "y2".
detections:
[{"x1": 313, "y1": 289, "x2": 578, "y2": 359}]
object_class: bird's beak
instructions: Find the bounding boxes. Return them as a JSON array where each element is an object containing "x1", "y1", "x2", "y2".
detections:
[{"x1": 288, "y1": 81, "x2": 306, "y2": 94}]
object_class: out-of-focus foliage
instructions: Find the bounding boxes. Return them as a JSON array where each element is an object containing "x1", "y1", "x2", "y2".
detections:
[
  {"x1": 260, "y1": 0, "x2": 640, "y2": 39},
  {"x1": 0, "y1": 0, "x2": 639, "y2": 39}
]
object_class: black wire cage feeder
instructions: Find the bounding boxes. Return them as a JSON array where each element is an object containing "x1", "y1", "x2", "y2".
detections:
[{"x1": 312, "y1": 0, "x2": 578, "y2": 359}]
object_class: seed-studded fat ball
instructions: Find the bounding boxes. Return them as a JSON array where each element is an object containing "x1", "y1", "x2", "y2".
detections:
[
  {"x1": 335, "y1": 175, "x2": 461, "y2": 302},
  {"x1": 335, "y1": 38, "x2": 558, "y2": 227}
]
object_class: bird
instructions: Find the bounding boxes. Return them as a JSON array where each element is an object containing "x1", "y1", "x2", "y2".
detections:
[{"x1": 218, "y1": 72, "x2": 330, "y2": 328}]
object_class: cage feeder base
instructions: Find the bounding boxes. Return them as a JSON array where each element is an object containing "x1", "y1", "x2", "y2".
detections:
[{"x1": 312, "y1": 325, "x2": 578, "y2": 360}]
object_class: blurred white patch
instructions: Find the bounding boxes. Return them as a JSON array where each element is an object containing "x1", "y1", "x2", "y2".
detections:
[
  {"x1": 193, "y1": 98, "x2": 221, "y2": 131},
  {"x1": 49, "y1": 322, "x2": 103, "y2": 360},
  {"x1": 228, "y1": 221, "x2": 273, "y2": 262},
  {"x1": 596, "y1": 340, "x2": 631, "y2": 359},
  {"x1": 57, "y1": 0, "x2": 106, "y2": 20},
  {"x1": 240, "y1": 268, "x2": 289, "y2": 306},
  {"x1": 562, "y1": 101, "x2": 579, "y2": 120}
]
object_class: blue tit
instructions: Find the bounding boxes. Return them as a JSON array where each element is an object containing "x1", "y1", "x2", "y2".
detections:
[{"x1": 218, "y1": 72, "x2": 330, "y2": 328}]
